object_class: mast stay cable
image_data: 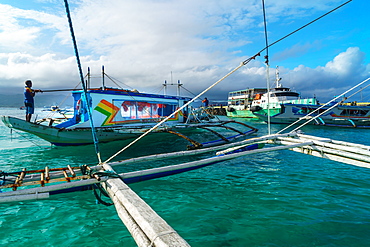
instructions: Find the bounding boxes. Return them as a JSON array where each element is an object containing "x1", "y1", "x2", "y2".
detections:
[{"x1": 63, "y1": 0, "x2": 102, "y2": 163}]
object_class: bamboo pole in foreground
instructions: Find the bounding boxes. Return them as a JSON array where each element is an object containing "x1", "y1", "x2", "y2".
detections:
[{"x1": 102, "y1": 164, "x2": 190, "y2": 247}]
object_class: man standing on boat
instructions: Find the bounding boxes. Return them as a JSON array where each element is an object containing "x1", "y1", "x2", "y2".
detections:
[
  {"x1": 202, "y1": 97, "x2": 209, "y2": 107},
  {"x1": 24, "y1": 80, "x2": 42, "y2": 122}
]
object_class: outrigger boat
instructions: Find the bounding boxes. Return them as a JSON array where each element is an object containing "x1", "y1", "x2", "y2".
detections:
[
  {"x1": 1, "y1": 73, "x2": 258, "y2": 147},
  {"x1": 254, "y1": 101, "x2": 370, "y2": 128},
  {"x1": 1, "y1": 1, "x2": 365, "y2": 246}
]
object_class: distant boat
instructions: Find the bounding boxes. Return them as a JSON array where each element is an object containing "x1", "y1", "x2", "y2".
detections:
[
  {"x1": 226, "y1": 67, "x2": 318, "y2": 118},
  {"x1": 226, "y1": 87, "x2": 268, "y2": 118},
  {"x1": 2, "y1": 85, "x2": 257, "y2": 146},
  {"x1": 254, "y1": 101, "x2": 370, "y2": 128}
]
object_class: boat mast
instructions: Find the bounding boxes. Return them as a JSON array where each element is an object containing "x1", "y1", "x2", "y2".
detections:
[
  {"x1": 177, "y1": 80, "x2": 182, "y2": 96},
  {"x1": 163, "y1": 80, "x2": 167, "y2": 95},
  {"x1": 162, "y1": 78, "x2": 182, "y2": 96},
  {"x1": 275, "y1": 66, "x2": 282, "y2": 88},
  {"x1": 102, "y1": 65, "x2": 106, "y2": 89},
  {"x1": 87, "y1": 67, "x2": 90, "y2": 89}
]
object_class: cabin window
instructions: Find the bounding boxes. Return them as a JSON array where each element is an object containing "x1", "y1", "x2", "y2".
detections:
[
  {"x1": 116, "y1": 100, "x2": 178, "y2": 120},
  {"x1": 274, "y1": 92, "x2": 299, "y2": 97},
  {"x1": 339, "y1": 109, "x2": 368, "y2": 116}
]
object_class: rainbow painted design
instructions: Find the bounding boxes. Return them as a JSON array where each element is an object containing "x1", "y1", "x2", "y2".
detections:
[
  {"x1": 94, "y1": 99, "x2": 120, "y2": 126},
  {"x1": 94, "y1": 99, "x2": 184, "y2": 126}
]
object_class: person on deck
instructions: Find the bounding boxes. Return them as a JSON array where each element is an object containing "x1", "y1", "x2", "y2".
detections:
[
  {"x1": 202, "y1": 97, "x2": 209, "y2": 107},
  {"x1": 24, "y1": 80, "x2": 42, "y2": 122}
]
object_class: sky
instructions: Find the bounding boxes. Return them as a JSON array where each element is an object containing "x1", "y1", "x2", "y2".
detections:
[{"x1": 0, "y1": 0, "x2": 369, "y2": 103}]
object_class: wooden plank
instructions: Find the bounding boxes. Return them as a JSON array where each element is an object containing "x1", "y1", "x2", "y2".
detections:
[
  {"x1": 45, "y1": 166, "x2": 50, "y2": 181},
  {"x1": 41, "y1": 172, "x2": 45, "y2": 187},
  {"x1": 68, "y1": 165, "x2": 76, "y2": 177}
]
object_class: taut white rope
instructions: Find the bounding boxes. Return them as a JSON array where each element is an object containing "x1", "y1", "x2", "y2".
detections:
[{"x1": 104, "y1": 62, "x2": 245, "y2": 163}]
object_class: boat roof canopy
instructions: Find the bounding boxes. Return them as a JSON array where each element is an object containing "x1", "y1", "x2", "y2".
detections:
[
  {"x1": 228, "y1": 88, "x2": 267, "y2": 94},
  {"x1": 72, "y1": 87, "x2": 192, "y2": 101}
]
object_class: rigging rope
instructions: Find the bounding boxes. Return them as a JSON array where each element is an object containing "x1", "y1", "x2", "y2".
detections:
[
  {"x1": 104, "y1": 63, "x2": 245, "y2": 163},
  {"x1": 102, "y1": 0, "x2": 352, "y2": 163},
  {"x1": 103, "y1": 73, "x2": 133, "y2": 90},
  {"x1": 250, "y1": 0, "x2": 352, "y2": 63},
  {"x1": 63, "y1": 0, "x2": 102, "y2": 163}
]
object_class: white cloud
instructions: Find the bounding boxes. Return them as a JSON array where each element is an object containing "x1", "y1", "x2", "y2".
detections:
[
  {"x1": 277, "y1": 47, "x2": 369, "y2": 101},
  {"x1": 0, "y1": 0, "x2": 368, "y2": 105}
]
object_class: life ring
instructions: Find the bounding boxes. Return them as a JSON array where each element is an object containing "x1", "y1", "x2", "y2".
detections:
[{"x1": 254, "y1": 94, "x2": 261, "y2": 100}]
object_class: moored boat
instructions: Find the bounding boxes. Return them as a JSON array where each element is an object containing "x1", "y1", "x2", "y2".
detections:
[
  {"x1": 226, "y1": 87, "x2": 268, "y2": 118},
  {"x1": 1, "y1": 85, "x2": 258, "y2": 146},
  {"x1": 226, "y1": 67, "x2": 318, "y2": 118},
  {"x1": 254, "y1": 101, "x2": 370, "y2": 128}
]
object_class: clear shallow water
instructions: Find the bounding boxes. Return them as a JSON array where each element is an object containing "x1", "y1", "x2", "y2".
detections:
[{"x1": 1, "y1": 108, "x2": 370, "y2": 246}]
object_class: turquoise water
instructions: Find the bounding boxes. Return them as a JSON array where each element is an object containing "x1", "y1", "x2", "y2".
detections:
[{"x1": 1, "y1": 107, "x2": 370, "y2": 246}]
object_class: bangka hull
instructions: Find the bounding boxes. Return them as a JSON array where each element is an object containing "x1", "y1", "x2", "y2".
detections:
[
  {"x1": 2, "y1": 115, "x2": 258, "y2": 146},
  {"x1": 1, "y1": 115, "x2": 142, "y2": 146}
]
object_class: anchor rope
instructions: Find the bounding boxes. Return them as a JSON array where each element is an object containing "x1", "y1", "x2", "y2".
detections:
[{"x1": 93, "y1": 183, "x2": 114, "y2": 206}]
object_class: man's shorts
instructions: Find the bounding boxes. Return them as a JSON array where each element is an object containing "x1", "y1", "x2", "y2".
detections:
[{"x1": 25, "y1": 102, "x2": 34, "y2": 114}]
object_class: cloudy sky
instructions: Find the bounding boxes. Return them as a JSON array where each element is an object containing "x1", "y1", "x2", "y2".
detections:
[{"x1": 0, "y1": 0, "x2": 369, "y2": 103}]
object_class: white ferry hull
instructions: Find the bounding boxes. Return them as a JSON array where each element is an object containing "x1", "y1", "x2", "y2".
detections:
[{"x1": 255, "y1": 103, "x2": 370, "y2": 128}]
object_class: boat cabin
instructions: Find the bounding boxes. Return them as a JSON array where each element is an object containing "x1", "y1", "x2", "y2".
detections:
[
  {"x1": 227, "y1": 88, "x2": 268, "y2": 108},
  {"x1": 55, "y1": 87, "x2": 192, "y2": 129}
]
